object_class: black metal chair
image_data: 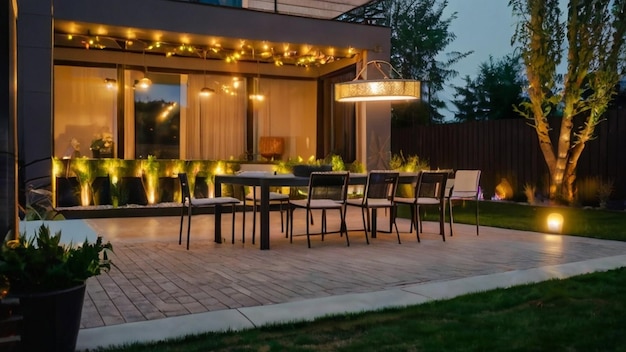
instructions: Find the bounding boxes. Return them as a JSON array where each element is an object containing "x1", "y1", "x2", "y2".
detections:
[
  {"x1": 178, "y1": 173, "x2": 240, "y2": 250},
  {"x1": 242, "y1": 185, "x2": 290, "y2": 244},
  {"x1": 288, "y1": 171, "x2": 350, "y2": 248},
  {"x1": 346, "y1": 171, "x2": 401, "y2": 244},
  {"x1": 395, "y1": 171, "x2": 449, "y2": 242}
]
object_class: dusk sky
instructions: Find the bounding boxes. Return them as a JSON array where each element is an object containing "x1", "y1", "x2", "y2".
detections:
[{"x1": 441, "y1": 0, "x2": 517, "y2": 118}]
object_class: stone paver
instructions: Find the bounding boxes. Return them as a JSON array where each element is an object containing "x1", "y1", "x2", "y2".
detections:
[{"x1": 80, "y1": 211, "x2": 626, "y2": 329}]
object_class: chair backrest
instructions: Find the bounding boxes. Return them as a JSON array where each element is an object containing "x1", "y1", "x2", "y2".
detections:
[
  {"x1": 444, "y1": 178, "x2": 455, "y2": 198},
  {"x1": 416, "y1": 171, "x2": 449, "y2": 201},
  {"x1": 451, "y1": 170, "x2": 481, "y2": 198},
  {"x1": 238, "y1": 164, "x2": 276, "y2": 198},
  {"x1": 178, "y1": 173, "x2": 191, "y2": 203},
  {"x1": 363, "y1": 171, "x2": 399, "y2": 205},
  {"x1": 308, "y1": 171, "x2": 350, "y2": 203}
]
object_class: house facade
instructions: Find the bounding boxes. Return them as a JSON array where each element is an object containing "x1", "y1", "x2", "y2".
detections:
[{"x1": 16, "y1": 0, "x2": 393, "y2": 191}]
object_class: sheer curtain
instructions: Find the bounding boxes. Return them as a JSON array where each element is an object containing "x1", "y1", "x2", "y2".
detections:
[
  {"x1": 54, "y1": 66, "x2": 118, "y2": 158},
  {"x1": 186, "y1": 75, "x2": 246, "y2": 160},
  {"x1": 254, "y1": 78, "x2": 317, "y2": 160}
]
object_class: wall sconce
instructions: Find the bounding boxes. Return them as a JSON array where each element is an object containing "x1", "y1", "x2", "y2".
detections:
[
  {"x1": 547, "y1": 213, "x2": 564, "y2": 234},
  {"x1": 104, "y1": 78, "x2": 117, "y2": 90},
  {"x1": 334, "y1": 60, "x2": 421, "y2": 102}
]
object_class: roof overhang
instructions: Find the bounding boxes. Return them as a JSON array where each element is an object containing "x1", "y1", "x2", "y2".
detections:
[{"x1": 53, "y1": 0, "x2": 389, "y2": 77}]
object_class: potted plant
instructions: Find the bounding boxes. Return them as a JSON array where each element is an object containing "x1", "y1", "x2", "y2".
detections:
[
  {"x1": 0, "y1": 224, "x2": 112, "y2": 351},
  {"x1": 90, "y1": 134, "x2": 105, "y2": 158}
]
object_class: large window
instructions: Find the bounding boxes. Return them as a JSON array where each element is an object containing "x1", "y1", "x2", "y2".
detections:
[
  {"x1": 134, "y1": 73, "x2": 181, "y2": 159},
  {"x1": 54, "y1": 65, "x2": 320, "y2": 162}
]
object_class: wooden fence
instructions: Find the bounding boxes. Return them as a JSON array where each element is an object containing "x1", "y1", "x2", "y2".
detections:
[{"x1": 391, "y1": 109, "x2": 626, "y2": 205}]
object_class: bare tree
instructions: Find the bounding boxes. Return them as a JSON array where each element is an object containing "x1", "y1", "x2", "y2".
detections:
[{"x1": 510, "y1": 0, "x2": 626, "y2": 203}]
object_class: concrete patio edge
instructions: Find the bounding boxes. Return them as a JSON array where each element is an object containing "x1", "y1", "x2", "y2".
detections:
[{"x1": 76, "y1": 254, "x2": 626, "y2": 351}]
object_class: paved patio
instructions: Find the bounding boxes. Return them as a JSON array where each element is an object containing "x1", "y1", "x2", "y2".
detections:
[{"x1": 71, "y1": 208, "x2": 626, "y2": 349}]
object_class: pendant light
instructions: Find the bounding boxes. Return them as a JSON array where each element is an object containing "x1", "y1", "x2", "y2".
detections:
[
  {"x1": 135, "y1": 48, "x2": 152, "y2": 90},
  {"x1": 334, "y1": 60, "x2": 420, "y2": 102},
  {"x1": 199, "y1": 50, "x2": 215, "y2": 97},
  {"x1": 249, "y1": 49, "x2": 265, "y2": 102}
]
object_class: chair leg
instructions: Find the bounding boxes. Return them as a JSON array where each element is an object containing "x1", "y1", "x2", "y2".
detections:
[
  {"x1": 186, "y1": 206, "x2": 192, "y2": 250},
  {"x1": 439, "y1": 203, "x2": 446, "y2": 242},
  {"x1": 242, "y1": 200, "x2": 247, "y2": 244},
  {"x1": 341, "y1": 209, "x2": 350, "y2": 246},
  {"x1": 418, "y1": 205, "x2": 424, "y2": 233},
  {"x1": 231, "y1": 205, "x2": 236, "y2": 244},
  {"x1": 360, "y1": 207, "x2": 367, "y2": 235},
  {"x1": 289, "y1": 207, "x2": 295, "y2": 243},
  {"x1": 407, "y1": 204, "x2": 415, "y2": 233},
  {"x1": 285, "y1": 203, "x2": 290, "y2": 238},
  {"x1": 179, "y1": 205, "x2": 185, "y2": 246},
  {"x1": 306, "y1": 207, "x2": 311, "y2": 248},
  {"x1": 280, "y1": 201, "x2": 285, "y2": 233},
  {"x1": 448, "y1": 200, "x2": 454, "y2": 237},
  {"x1": 475, "y1": 199, "x2": 480, "y2": 236},
  {"x1": 359, "y1": 207, "x2": 370, "y2": 245},
  {"x1": 392, "y1": 205, "x2": 401, "y2": 244},
  {"x1": 412, "y1": 203, "x2": 421, "y2": 243},
  {"x1": 411, "y1": 204, "x2": 418, "y2": 234},
  {"x1": 252, "y1": 203, "x2": 257, "y2": 245},
  {"x1": 321, "y1": 209, "x2": 328, "y2": 240}
]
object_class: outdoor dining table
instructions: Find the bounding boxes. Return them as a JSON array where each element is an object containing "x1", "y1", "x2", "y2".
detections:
[{"x1": 214, "y1": 172, "x2": 420, "y2": 250}]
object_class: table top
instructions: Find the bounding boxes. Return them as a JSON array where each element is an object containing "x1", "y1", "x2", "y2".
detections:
[{"x1": 214, "y1": 172, "x2": 419, "y2": 187}]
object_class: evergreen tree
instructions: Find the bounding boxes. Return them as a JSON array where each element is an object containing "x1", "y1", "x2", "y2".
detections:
[{"x1": 452, "y1": 54, "x2": 525, "y2": 121}]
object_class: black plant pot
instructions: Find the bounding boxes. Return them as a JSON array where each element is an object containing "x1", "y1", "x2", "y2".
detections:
[{"x1": 18, "y1": 283, "x2": 86, "y2": 352}]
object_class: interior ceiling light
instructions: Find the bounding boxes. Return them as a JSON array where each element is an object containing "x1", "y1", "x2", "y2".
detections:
[
  {"x1": 200, "y1": 87, "x2": 215, "y2": 97},
  {"x1": 249, "y1": 50, "x2": 265, "y2": 102},
  {"x1": 136, "y1": 77, "x2": 152, "y2": 90},
  {"x1": 135, "y1": 48, "x2": 152, "y2": 90},
  {"x1": 334, "y1": 60, "x2": 421, "y2": 102},
  {"x1": 199, "y1": 50, "x2": 215, "y2": 97}
]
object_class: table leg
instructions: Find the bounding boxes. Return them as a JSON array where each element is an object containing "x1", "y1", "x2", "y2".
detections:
[
  {"x1": 214, "y1": 180, "x2": 222, "y2": 244},
  {"x1": 371, "y1": 209, "x2": 377, "y2": 239},
  {"x1": 259, "y1": 181, "x2": 270, "y2": 250}
]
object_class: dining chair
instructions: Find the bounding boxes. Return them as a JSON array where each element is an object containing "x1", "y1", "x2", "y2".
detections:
[
  {"x1": 395, "y1": 171, "x2": 449, "y2": 242},
  {"x1": 288, "y1": 171, "x2": 350, "y2": 248},
  {"x1": 447, "y1": 169, "x2": 481, "y2": 237},
  {"x1": 241, "y1": 185, "x2": 289, "y2": 244},
  {"x1": 346, "y1": 170, "x2": 401, "y2": 244},
  {"x1": 178, "y1": 173, "x2": 240, "y2": 250}
]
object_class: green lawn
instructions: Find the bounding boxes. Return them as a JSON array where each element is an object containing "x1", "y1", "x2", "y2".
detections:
[
  {"x1": 96, "y1": 202, "x2": 626, "y2": 352},
  {"x1": 420, "y1": 200, "x2": 626, "y2": 241}
]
